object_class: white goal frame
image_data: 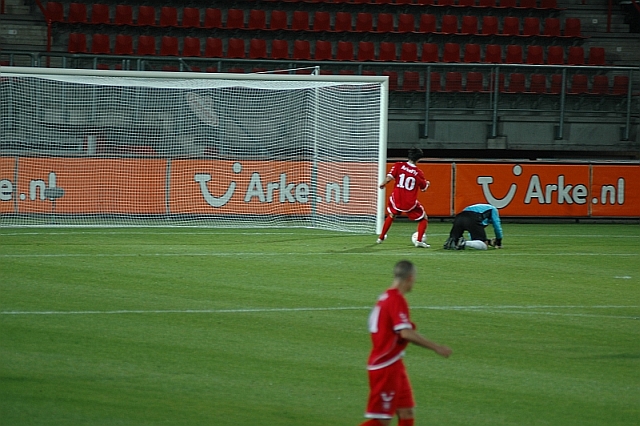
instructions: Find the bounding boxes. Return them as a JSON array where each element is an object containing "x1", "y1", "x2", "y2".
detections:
[{"x1": 0, "y1": 66, "x2": 388, "y2": 234}]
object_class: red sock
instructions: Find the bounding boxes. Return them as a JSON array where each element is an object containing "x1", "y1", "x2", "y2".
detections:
[
  {"x1": 359, "y1": 420, "x2": 385, "y2": 426},
  {"x1": 416, "y1": 219, "x2": 427, "y2": 241},
  {"x1": 398, "y1": 418, "x2": 414, "y2": 426},
  {"x1": 379, "y1": 216, "x2": 394, "y2": 239}
]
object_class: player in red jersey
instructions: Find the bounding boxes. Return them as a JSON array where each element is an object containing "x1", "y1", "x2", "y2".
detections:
[
  {"x1": 360, "y1": 260, "x2": 452, "y2": 426},
  {"x1": 377, "y1": 148, "x2": 431, "y2": 248}
]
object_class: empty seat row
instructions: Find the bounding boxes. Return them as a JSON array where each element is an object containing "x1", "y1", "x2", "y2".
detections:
[
  {"x1": 46, "y1": 4, "x2": 580, "y2": 37},
  {"x1": 69, "y1": 33, "x2": 607, "y2": 65},
  {"x1": 263, "y1": 0, "x2": 560, "y2": 7},
  {"x1": 387, "y1": 71, "x2": 629, "y2": 94}
]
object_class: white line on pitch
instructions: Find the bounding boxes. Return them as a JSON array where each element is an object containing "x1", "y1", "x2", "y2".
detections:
[{"x1": 1, "y1": 305, "x2": 637, "y2": 316}]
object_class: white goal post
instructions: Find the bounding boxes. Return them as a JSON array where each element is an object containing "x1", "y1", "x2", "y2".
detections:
[{"x1": 0, "y1": 66, "x2": 388, "y2": 233}]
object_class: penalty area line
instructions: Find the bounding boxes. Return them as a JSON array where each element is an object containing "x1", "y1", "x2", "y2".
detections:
[{"x1": 1, "y1": 305, "x2": 637, "y2": 316}]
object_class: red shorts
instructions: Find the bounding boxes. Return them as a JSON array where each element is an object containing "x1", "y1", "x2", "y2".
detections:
[
  {"x1": 364, "y1": 360, "x2": 415, "y2": 420},
  {"x1": 387, "y1": 200, "x2": 426, "y2": 221}
]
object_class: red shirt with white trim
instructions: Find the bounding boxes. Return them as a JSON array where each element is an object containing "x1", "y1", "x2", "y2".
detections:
[
  {"x1": 366, "y1": 288, "x2": 415, "y2": 370},
  {"x1": 387, "y1": 162, "x2": 427, "y2": 212}
]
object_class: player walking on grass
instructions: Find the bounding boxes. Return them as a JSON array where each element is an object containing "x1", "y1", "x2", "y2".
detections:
[
  {"x1": 360, "y1": 260, "x2": 452, "y2": 426},
  {"x1": 377, "y1": 148, "x2": 431, "y2": 248}
]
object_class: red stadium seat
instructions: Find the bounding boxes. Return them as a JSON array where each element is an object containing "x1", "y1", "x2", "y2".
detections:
[
  {"x1": 336, "y1": 41, "x2": 354, "y2": 60},
  {"x1": 204, "y1": 8, "x2": 222, "y2": 28},
  {"x1": 478, "y1": 0, "x2": 496, "y2": 7},
  {"x1": 249, "y1": 38, "x2": 267, "y2": 59},
  {"x1": 397, "y1": 14, "x2": 416, "y2": 33},
  {"x1": 567, "y1": 46, "x2": 584, "y2": 65},
  {"x1": 523, "y1": 17, "x2": 540, "y2": 36},
  {"x1": 292, "y1": 11, "x2": 309, "y2": 31},
  {"x1": 270, "y1": 10, "x2": 288, "y2": 30},
  {"x1": 114, "y1": 5, "x2": 133, "y2": 25},
  {"x1": 428, "y1": 72, "x2": 442, "y2": 92},
  {"x1": 546, "y1": 45, "x2": 564, "y2": 64},
  {"x1": 564, "y1": 18, "x2": 582, "y2": 37},
  {"x1": 440, "y1": 15, "x2": 458, "y2": 34},
  {"x1": 182, "y1": 7, "x2": 200, "y2": 28},
  {"x1": 543, "y1": 18, "x2": 560, "y2": 36},
  {"x1": 227, "y1": 38, "x2": 245, "y2": 58},
  {"x1": 114, "y1": 34, "x2": 133, "y2": 55},
  {"x1": 356, "y1": 13, "x2": 374, "y2": 32},
  {"x1": 438, "y1": 0, "x2": 454, "y2": 5},
  {"x1": 293, "y1": 40, "x2": 311, "y2": 60},
  {"x1": 204, "y1": 37, "x2": 223, "y2": 57},
  {"x1": 458, "y1": 0, "x2": 476, "y2": 6},
  {"x1": 588, "y1": 47, "x2": 606, "y2": 65},
  {"x1": 526, "y1": 45, "x2": 544, "y2": 64},
  {"x1": 591, "y1": 75, "x2": 610, "y2": 94},
  {"x1": 528, "y1": 73, "x2": 547, "y2": 93},
  {"x1": 68, "y1": 32, "x2": 87, "y2": 53},
  {"x1": 506, "y1": 44, "x2": 523, "y2": 63},
  {"x1": 506, "y1": 73, "x2": 526, "y2": 92},
  {"x1": 463, "y1": 43, "x2": 481, "y2": 62},
  {"x1": 376, "y1": 13, "x2": 394, "y2": 32},
  {"x1": 91, "y1": 34, "x2": 110, "y2": 54},
  {"x1": 481, "y1": 16, "x2": 499, "y2": 35},
  {"x1": 445, "y1": 72, "x2": 463, "y2": 92},
  {"x1": 68, "y1": 3, "x2": 87, "y2": 23},
  {"x1": 500, "y1": 0, "x2": 517, "y2": 7},
  {"x1": 335, "y1": 12, "x2": 352, "y2": 32},
  {"x1": 419, "y1": 14, "x2": 437, "y2": 33},
  {"x1": 569, "y1": 74, "x2": 588, "y2": 94},
  {"x1": 464, "y1": 72, "x2": 484, "y2": 92},
  {"x1": 90, "y1": 4, "x2": 110, "y2": 24},
  {"x1": 46, "y1": 2, "x2": 64, "y2": 22},
  {"x1": 461, "y1": 16, "x2": 478, "y2": 34},
  {"x1": 442, "y1": 42, "x2": 461, "y2": 62},
  {"x1": 136, "y1": 35, "x2": 156, "y2": 55},
  {"x1": 421, "y1": 43, "x2": 439, "y2": 62},
  {"x1": 549, "y1": 74, "x2": 563, "y2": 94},
  {"x1": 226, "y1": 9, "x2": 244, "y2": 29},
  {"x1": 540, "y1": 0, "x2": 558, "y2": 8},
  {"x1": 270, "y1": 39, "x2": 289, "y2": 59},
  {"x1": 612, "y1": 75, "x2": 630, "y2": 95},
  {"x1": 314, "y1": 40, "x2": 332, "y2": 60},
  {"x1": 248, "y1": 10, "x2": 266, "y2": 30},
  {"x1": 313, "y1": 11, "x2": 331, "y2": 31},
  {"x1": 401, "y1": 71, "x2": 422, "y2": 92},
  {"x1": 487, "y1": 72, "x2": 506, "y2": 92},
  {"x1": 159, "y1": 7, "x2": 178, "y2": 27},
  {"x1": 379, "y1": 42, "x2": 397, "y2": 61},
  {"x1": 502, "y1": 17, "x2": 520, "y2": 35},
  {"x1": 400, "y1": 42, "x2": 418, "y2": 61},
  {"x1": 137, "y1": 6, "x2": 156, "y2": 26},
  {"x1": 160, "y1": 36, "x2": 179, "y2": 56},
  {"x1": 182, "y1": 37, "x2": 201, "y2": 57},
  {"x1": 357, "y1": 41, "x2": 375, "y2": 61},
  {"x1": 484, "y1": 44, "x2": 502, "y2": 63}
]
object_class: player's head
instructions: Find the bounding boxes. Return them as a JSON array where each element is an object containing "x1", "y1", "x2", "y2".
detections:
[
  {"x1": 393, "y1": 260, "x2": 416, "y2": 290},
  {"x1": 407, "y1": 148, "x2": 423, "y2": 164}
]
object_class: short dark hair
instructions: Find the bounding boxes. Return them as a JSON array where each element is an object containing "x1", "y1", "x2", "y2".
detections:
[
  {"x1": 407, "y1": 148, "x2": 424, "y2": 163},
  {"x1": 394, "y1": 260, "x2": 415, "y2": 281}
]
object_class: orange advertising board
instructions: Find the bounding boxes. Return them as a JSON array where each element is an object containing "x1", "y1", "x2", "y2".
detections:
[
  {"x1": 169, "y1": 160, "x2": 378, "y2": 216},
  {"x1": 0, "y1": 157, "x2": 17, "y2": 214},
  {"x1": 591, "y1": 165, "x2": 640, "y2": 217},
  {"x1": 13, "y1": 158, "x2": 167, "y2": 214}
]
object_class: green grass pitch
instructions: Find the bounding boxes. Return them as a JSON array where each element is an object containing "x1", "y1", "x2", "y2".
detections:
[{"x1": 1, "y1": 222, "x2": 639, "y2": 425}]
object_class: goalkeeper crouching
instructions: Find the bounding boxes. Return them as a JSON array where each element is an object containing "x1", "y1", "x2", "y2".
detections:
[{"x1": 443, "y1": 203, "x2": 504, "y2": 250}]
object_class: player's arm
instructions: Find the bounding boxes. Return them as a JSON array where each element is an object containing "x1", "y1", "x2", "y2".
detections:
[
  {"x1": 379, "y1": 174, "x2": 394, "y2": 189},
  {"x1": 399, "y1": 328, "x2": 452, "y2": 358},
  {"x1": 489, "y1": 206, "x2": 504, "y2": 247}
]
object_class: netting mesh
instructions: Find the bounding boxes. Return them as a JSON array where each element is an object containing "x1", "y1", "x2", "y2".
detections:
[{"x1": 0, "y1": 70, "x2": 384, "y2": 232}]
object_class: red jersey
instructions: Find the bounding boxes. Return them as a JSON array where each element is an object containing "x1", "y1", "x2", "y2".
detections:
[
  {"x1": 387, "y1": 162, "x2": 427, "y2": 212},
  {"x1": 366, "y1": 288, "x2": 415, "y2": 370}
]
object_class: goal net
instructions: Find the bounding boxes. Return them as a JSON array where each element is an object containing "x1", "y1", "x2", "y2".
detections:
[{"x1": 0, "y1": 67, "x2": 388, "y2": 233}]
